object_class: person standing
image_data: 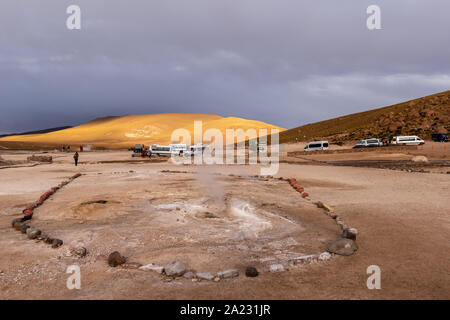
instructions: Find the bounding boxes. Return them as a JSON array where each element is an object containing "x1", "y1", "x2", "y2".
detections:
[{"x1": 73, "y1": 151, "x2": 79, "y2": 166}]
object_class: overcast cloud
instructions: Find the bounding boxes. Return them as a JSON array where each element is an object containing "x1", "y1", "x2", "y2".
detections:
[{"x1": 1, "y1": 0, "x2": 449, "y2": 133}]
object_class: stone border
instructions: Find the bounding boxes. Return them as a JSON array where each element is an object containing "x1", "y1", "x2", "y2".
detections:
[{"x1": 10, "y1": 173, "x2": 83, "y2": 251}]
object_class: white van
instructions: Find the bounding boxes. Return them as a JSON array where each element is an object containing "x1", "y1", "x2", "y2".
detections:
[
  {"x1": 353, "y1": 138, "x2": 382, "y2": 148},
  {"x1": 391, "y1": 136, "x2": 424, "y2": 146},
  {"x1": 304, "y1": 141, "x2": 329, "y2": 152},
  {"x1": 150, "y1": 144, "x2": 171, "y2": 156}
]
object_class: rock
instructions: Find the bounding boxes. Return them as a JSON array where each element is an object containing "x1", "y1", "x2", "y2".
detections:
[
  {"x1": 183, "y1": 271, "x2": 196, "y2": 279},
  {"x1": 51, "y1": 239, "x2": 63, "y2": 248},
  {"x1": 214, "y1": 277, "x2": 220, "y2": 282},
  {"x1": 37, "y1": 233, "x2": 47, "y2": 240},
  {"x1": 326, "y1": 238, "x2": 358, "y2": 256},
  {"x1": 73, "y1": 247, "x2": 87, "y2": 258},
  {"x1": 245, "y1": 266, "x2": 259, "y2": 277},
  {"x1": 108, "y1": 251, "x2": 126, "y2": 267},
  {"x1": 217, "y1": 269, "x2": 239, "y2": 279},
  {"x1": 342, "y1": 228, "x2": 358, "y2": 240},
  {"x1": 318, "y1": 252, "x2": 332, "y2": 261},
  {"x1": 315, "y1": 201, "x2": 324, "y2": 209},
  {"x1": 411, "y1": 156, "x2": 428, "y2": 163},
  {"x1": 139, "y1": 263, "x2": 164, "y2": 274},
  {"x1": 269, "y1": 264, "x2": 285, "y2": 273},
  {"x1": 20, "y1": 224, "x2": 30, "y2": 234},
  {"x1": 44, "y1": 237, "x2": 54, "y2": 244},
  {"x1": 26, "y1": 228, "x2": 41, "y2": 239},
  {"x1": 196, "y1": 272, "x2": 215, "y2": 281},
  {"x1": 164, "y1": 261, "x2": 186, "y2": 277},
  {"x1": 121, "y1": 262, "x2": 142, "y2": 269},
  {"x1": 11, "y1": 218, "x2": 23, "y2": 227}
]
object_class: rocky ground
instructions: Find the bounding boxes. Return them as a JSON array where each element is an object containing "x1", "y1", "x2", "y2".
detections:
[{"x1": 0, "y1": 150, "x2": 449, "y2": 299}]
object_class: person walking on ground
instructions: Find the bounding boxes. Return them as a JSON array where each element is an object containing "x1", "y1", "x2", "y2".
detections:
[{"x1": 74, "y1": 151, "x2": 79, "y2": 166}]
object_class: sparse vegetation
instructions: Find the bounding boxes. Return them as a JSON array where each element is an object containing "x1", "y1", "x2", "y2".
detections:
[{"x1": 280, "y1": 90, "x2": 450, "y2": 143}]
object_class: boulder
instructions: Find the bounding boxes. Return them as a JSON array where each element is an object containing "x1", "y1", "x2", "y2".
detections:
[
  {"x1": 164, "y1": 261, "x2": 186, "y2": 277},
  {"x1": 196, "y1": 272, "x2": 215, "y2": 281},
  {"x1": 20, "y1": 224, "x2": 30, "y2": 234},
  {"x1": 139, "y1": 263, "x2": 164, "y2": 274},
  {"x1": 121, "y1": 262, "x2": 142, "y2": 269},
  {"x1": 183, "y1": 271, "x2": 196, "y2": 279},
  {"x1": 217, "y1": 269, "x2": 239, "y2": 279},
  {"x1": 245, "y1": 266, "x2": 259, "y2": 277},
  {"x1": 13, "y1": 221, "x2": 25, "y2": 231},
  {"x1": 26, "y1": 228, "x2": 41, "y2": 239},
  {"x1": 11, "y1": 218, "x2": 23, "y2": 227},
  {"x1": 73, "y1": 247, "x2": 87, "y2": 258},
  {"x1": 108, "y1": 251, "x2": 126, "y2": 267},
  {"x1": 269, "y1": 264, "x2": 285, "y2": 273},
  {"x1": 411, "y1": 156, "x2": 428, "y2": 163},
  {"x1": 51, "y1": 239, "x2": 63, "y2": 248},
  {"x1": 326, "y1": 239, "x2": 358, "y2": 256},
  {"x1": 44, "y1": 237, "x2": 54, "y2": 244},
  {"x1": 342, "y1": 228, "x2": 358, "y2": 240},
  {"x1": 318, "y1": 252, "x2": 332, "y2": 261}
]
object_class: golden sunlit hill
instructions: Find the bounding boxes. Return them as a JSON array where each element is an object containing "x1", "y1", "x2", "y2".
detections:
[
  {"x1": 279, "y1": 90, "x2": 450, "y2": 144},
  {"x1": 0, "y1": 113, "x2": 285, "y2": 149}
]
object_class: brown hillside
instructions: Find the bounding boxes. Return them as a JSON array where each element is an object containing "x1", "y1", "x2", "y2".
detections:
[{"x1": 280, "y1": 90, "x2": 450, "y2": 144}]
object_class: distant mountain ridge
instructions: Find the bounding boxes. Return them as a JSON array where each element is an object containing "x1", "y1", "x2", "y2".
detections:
[{"x1": 0, "y1": 126, "x2": 73, "y2": 139}]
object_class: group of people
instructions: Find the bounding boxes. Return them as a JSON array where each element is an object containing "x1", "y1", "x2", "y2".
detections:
[
  {"x1": 61, "y1": 145, "x2": 82, "y2": 166},
  {"x1": 61, "y1": 145, "x2": 84, "y2": 152},
  {"x1": 141, "y1": 148, "x2": 152, "y2": 158}
]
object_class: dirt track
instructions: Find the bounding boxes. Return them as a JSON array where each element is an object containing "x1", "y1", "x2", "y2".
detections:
[{"x1": 0, "y1": 150, "x2": 449, "y2": 299}]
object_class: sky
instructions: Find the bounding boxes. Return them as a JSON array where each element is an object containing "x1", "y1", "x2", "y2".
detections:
[{"x1": 1, "y1": 0, "x2": 449, "y2": 133}]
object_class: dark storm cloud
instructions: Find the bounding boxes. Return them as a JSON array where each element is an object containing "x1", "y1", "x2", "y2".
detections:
[{"x1": 1, "y1": 0, "x2": 449, "y2": 132}]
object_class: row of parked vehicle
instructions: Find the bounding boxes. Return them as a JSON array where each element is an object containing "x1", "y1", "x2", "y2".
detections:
[
  {"x1": 134, "y1": 143, "x2": 209, "y2": 157},
  {"x1": 302, "y1": 133, "x2": 447, "y2": 152}
]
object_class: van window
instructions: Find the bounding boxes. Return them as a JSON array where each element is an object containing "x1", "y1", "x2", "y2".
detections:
[
  {"x1": 308, "y1": 143, "x2": 321, "y2": 148},
  {"x1": 323, "y1": 143, "x2": 329, "y2": 148}
]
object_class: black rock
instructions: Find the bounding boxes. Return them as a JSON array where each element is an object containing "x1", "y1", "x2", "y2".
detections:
[
  {"x1": 51, "y1": 239, "x2": 63, "y2": 248},
  {"x1": 108, "y1": 251, "x2": 126, "y2": 267},
  {"x1": 44, "y1": 237, "x2": 54, "y2": 244},
  {"x1": 245, "y1": 266, "x2": 259, "y2": 277}
]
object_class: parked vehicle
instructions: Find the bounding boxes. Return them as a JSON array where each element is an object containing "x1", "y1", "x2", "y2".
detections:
[
  {"x1": 353, "y1": 138, "x2": 383, "y2": 149},
  {"x1": 304, "y1": 141, "x2": 329, "y2": 152},
  {"x1": 431, "y1": 133, "x2": 448, "y2": 142},
  {"x1": 391, "y1": 136, "x2": 424, "y2": 146},
  {"x1": 150, "y1": 144, "x2": 171, "y2": 156}
]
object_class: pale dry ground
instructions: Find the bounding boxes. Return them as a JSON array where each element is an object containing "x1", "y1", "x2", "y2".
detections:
[{"x1": 0, "y1": 150, "x2": 449, "y2": 300}]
